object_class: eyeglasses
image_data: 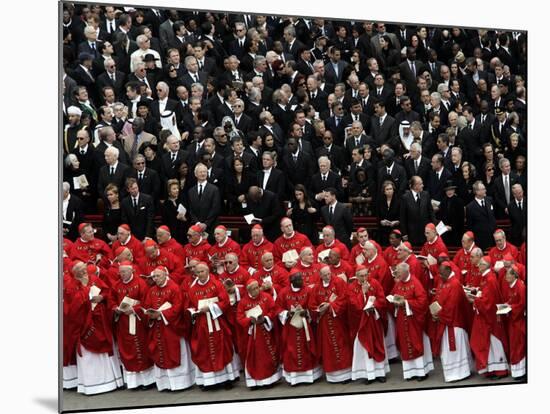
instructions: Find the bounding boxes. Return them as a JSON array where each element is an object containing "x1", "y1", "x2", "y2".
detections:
[
  {"x1": 108, "y1": 65, "x2": 116, "y2": 68},
  {"x1": 486, "y1": 168, "x2": 494, "y2": 171},
  {"x1": 236, "y1": 29, "x2": 245, "y2": 32},
  {"x1": 225, "y1": 260, "x2": 235, "y2": 264},
  {"x1": 156, "y1": 88, "x2": 163, "y2": 91},
  {"x1": 77, "y1": 137, "x2": 86, "y2": 140},
  {"x1": 135, "y1": 162, "x2": 145, "y2": 165}
]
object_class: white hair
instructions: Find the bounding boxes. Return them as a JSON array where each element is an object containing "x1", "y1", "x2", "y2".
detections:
[
  {"x1": 318, "y1": 156, "x2": 331, "y2": 167},
  {"x1": 62, "y1": 181, "x2": 71, "y2": 192},
  {"x1": 105, "y1": 146, "x2": 119, "y2": 159}
]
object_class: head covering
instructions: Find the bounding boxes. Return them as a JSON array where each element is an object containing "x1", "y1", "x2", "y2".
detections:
[
  {"x1": 464, "y1": 231, "x2": 474, "y2": 239},
  {"x1": 154, "y1": 265, "x2": 169, "y2": 275},
  {"x1": 438, "y1": 252, "x2": 449, "y2": 258},
  {"x1": 86, "y1": 264, "x2": 99, "y2": 275},
  {"x1": 119, "y1": 260, "x2": 133, "y2": 268},
  {"x1": 246, "y1": 279, "x2": 259, "y2": 287},
  {"x1": 142, "y1": 53, "x2": 159, "y2": 62},
  {"x1": 67, "y1": 106, "x2": 82, "y2": 116},
  {"x1": 215, "y1": 225, "x2": 227, "y2": 232},
  {"x1": 403, "y1": 241, "x2": 412, "y2": 251},
  {"x1": 443, "y1": 180, "x2": 457, "y2": 191},
  {"x1": 252, "y1": 224, "x2": 263, "y2": 230},
  {"x1": 190, "y1": 224, "x2": 202, "y2": 233},
  {"x1": 114, "y1": 246, "x2": 128, "y2": 257},
  {"x1": 391, "y1": 229, "x2": 402, "y2": 236},
  {"x1": 482, "y1": 256, "x2": 492, "y2": 265},
  {"x1": 355, "y1": 264, "x2": 367, "y2": 272},
  {"x1": 503, "y1": 253, "x2": 515, "y2": 262},
  {"x1": 143, "y1": 239, "x2": 158, "y2": 249},
  {"x1": 356, "y1": 227, "x2": 367, "y2": 233},
  {"x1": 158, "y1": 225, "x2": 171, "y2": 233},
  {"x1": 78, "y1": 223, "x2": 90, "y2": 233},
  {"x1": 425, "y1": 223, "x2": 436, "y2": 231},
  {"x1": 441, "y1": 261, "x2": 452, "y2": 268},
  {"x1": 118, "y1": 224, "x2": 131, "y2": 232}
]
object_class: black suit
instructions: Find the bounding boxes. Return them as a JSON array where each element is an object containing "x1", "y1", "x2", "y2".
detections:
[
  {"x1": 508, "y1": 198, "x2": 526, "y2": 246},
  {"x1": 436, "y1": 194, "x2": 465, "y2": 246},
  {"x1": 95, "y1": 71, "x2": 126, "y2": 101},
  {"x1": 129, "y1": 168, "x2": 161, "y2": 203},
  {"x1": 280, "y1": 151, "x2": 316, "y2": 193},
  {"x1": 324, "y1": 115, "x2": 347, "y2": 146},
  {"x1": 149, "y1": 98, "x2": 179, "y2": 123},
  {"x1": 232, "y1": 113, "x2": 254, "y2": 135},
  {"x1": 244, "y1": 190, "x2": 282, "y2": 241},
  {"x1": 399, "y1": 60, "x2": 426, "y2": 95},
  {"x1": 225, "y1": 151, "x2": 257, "y2": 174},
  {"x1": 400, "y1": 190, "x2": 436, "y2": 246},
  {"x1": 97, "y1": 162, "x2": 130, "y2": 199},
  {"x1": 320, "y1": 202, "x2": 353, "y2": 248},
  {"x1": 257, "y1": 168, "x2": 286, "y2": 200},
  {"x1": 63, "y1": 194, "x2": 85, "y2": 241},
  {"x1": 404, "y1": 156, "x2": 430, "y2": 182},
  {"x1": 160, "y1": 150, "x2": 189, "y2": 183},
  {"x1": 284, "y1": 39, "x2": 306, "y2": 59},
  {"x1": 187, "y1": 182, "x2": 221, "y2": 236},
  {"x1": 493, "y1": 173, "x2": 519, "y2": 218},
  {"x1": 370, "y1": 114, "x2": 398, "y2": 147},
  {"x1": 309, "y1": 171, "x2": 344, "y2": 204},
  {"x1": 121, "y1": 193, "x2": 155, "y2": 240},
  {"x1": 271, "y1": 104, "x2": 294, "y2": 135},
  {"x1": 377, "y1": 163, "x2": 408, "y2": 197},
  {"x1": 181, "y1": 71, "x2": 208, "y2": 92},
  {"x1": 316, "y1": 145, "x2": 346, "y2": 175},
  {"x1": 426, "y1": 168, "x2": 453, "y2": 201},
  {"x1": 466, "y1": 197, "x2": 497, "y2": 251}
]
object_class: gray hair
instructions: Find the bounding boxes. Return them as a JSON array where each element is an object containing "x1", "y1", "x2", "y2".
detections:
[
  {"x1": 396, "y1": 262, "x2": 410, "y2": 274},
  {"x1": 410, "y1": 142, "x2": 422, "y2": 152},
  {"x1": 62, "y1": 181, "x2": 71, "y2": 193},
  {"x1": 104, "y1": 58, "x2": 116, "y2": 69},
  {"x1": 249, "y1": 87, "x2": 261, "y2": 102},
  {"x1": 318, "y1": 156, "x2": 331, "y2": 167},
  {"x1": 191, "y1": 83, "x2": 204, "y2": 94},
  {"x1": 184, "y1": 55, "x2": 198, "y2": 68},
  {"x1": 136, "y1": 34, "x2": 148, "y2": 45},
  {"x1": 105, "y1": 146, "x2": 119, "y2": 159},
  {"x1": 498, "y1": 157, "x2": 510, "y2": 169},
  {"x1": 471, "y1": 247, "x2": 483, "y2": 257},
  {"x1": 283, "y1": 25, "x2": 296, "y2": 37},
  {"x1": 253, "y1": 55, "x2": 266, "y2": 68}
]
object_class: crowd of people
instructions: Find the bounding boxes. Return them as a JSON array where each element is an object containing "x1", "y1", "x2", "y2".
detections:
[{"x1": 61, "y1": 4, "x2": 527, "y2": 397}]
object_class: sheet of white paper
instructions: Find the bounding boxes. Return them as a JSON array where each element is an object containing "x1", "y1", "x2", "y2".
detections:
[
  {"x1": 317, "y1": 249, "x2": 331, "y2": 262},
  {"x1": 494, "y1": 261, "x2": 505, "y2": 272},
  {"x1": 177, "y1": 203, "x2": 187, "y2": 215},
  {"x1": 245, "y1": 305, "x2": 263, "y2": 319},
  {"x1": 244, "y1": 214, "x2": 255, "y2": 225},
  {"x1": 282, "y1": 249, "x2": 299, "y2": 263},
  {"x1": 73, "y1": 177, "x2": 81, "y2": 190},
  {"x1": 496, "y1": 303, "x2": 512, "y2": 315},
  {"x1": 436, "y1": 221, "x2": 448, "y2": 236},
  {"x1": 364, "y1": 295, "x2": 376, "y2": 310}
]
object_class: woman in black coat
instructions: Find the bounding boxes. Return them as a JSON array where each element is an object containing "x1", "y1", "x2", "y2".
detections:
[
  {"x1": 287, "y1": 184, "x2": 319, "y2": 245},
  {"x1": 376, "y1": 179, "x2": 401, "y2": 244},
  {"x1": 436, "y1": 181, "x2": 465, "y2": 246},
  {"x1": 160, "y1": 179, "x2": 189, "y2": 245},
  {"x1": 348, "y1": 167, "x2": 377, "y2": 216},
  {"x1": 102, "y1": 183, "x2": 122, "y2": 243},
  {"x1": 377, "y1": 35, "x2": 401, "y2": 77},
  {"x1": 225, "y1": 157, "x2": 258, "y2": 215}
]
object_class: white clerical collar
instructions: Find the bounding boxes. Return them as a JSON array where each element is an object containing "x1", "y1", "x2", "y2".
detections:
[
  {"x1": 482, "y1": 269, "x2": 490, "y2": 277},
  {"x1": 324, "y1": 239, "x2": 335, "y2": 248},
  {"x1": 191, "y1": 237, "x2": 203, "y2": 247},
  {"x1": 159, "y1": 278, "x2": 169, "y2": 288},
  {"x1": 228, "y1": 265, "x2": 240, "y2": 274},
  {"x1": 291, "y1": 285, "x2": 301, "y2": 292},
  {"x1": 465, "y1": 243, "x2": 475, "y2": 254},
  {"x1": 428, "y1": 235, "x2": 439, "y2": 245},
  {"x1": 404, "y1": 274, "x2": 411, "y2": 283},
  {"x1": 263, "y1": 266, "x2": 274, "y2": 272},
  {"x1": 198, "y1": 275, "x2": 210, "y2": 286},
  {"x1": 283, "y1": 231, "x2": 295, "y2": 239},
  {"x1": 448, "y1": 272, "x2": 455, "y2": 280},
  {"x1": 510, "y1": 279, "x2": 517, "y2": 288},
  {"x1": 218, "y1": 237, "x2": 229, "y2": 247},
  {"x1": 253, "y1": 238, "x2": 265, "y2": 247},
  {"x1": 322, "y1": 279, "x2": 330, "y2": 287},
  {"x1": 498, "y1": 243, "x2": 507, "y2": 251},
  {"x1": 120, "y1": 235, "x2": 132, "y2": 246},
  {"x1": 300, "y1": 261, "x2": 311, "y2": 268},
  {"x1": 368, "y1": 252, "x2": 378, "y2": 263},
  {"x1": 122, "y1": 274, "x2": 134, "y2": 284}
]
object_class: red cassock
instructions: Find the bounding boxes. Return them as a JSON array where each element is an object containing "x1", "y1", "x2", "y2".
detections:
[
  {"x1": 110, "y1": 276, "x2": 153, "y2": 372},
  {"x1": 275, "y1": 286, "x2": 317, "y2": 373},
  {"x1": 236, "y1": 292, "x2": 280, "y2": 380},
  {"x1": 453, "y1": 244, "x2": 477, "y2": 277},
  {"x1": 159, "y1": 238, "x2": 185, "y2": 260},
  {"x1": 290, "y1": 261, "x2": 321, "y2": 288},
  {"x1": 383, "y1": 245, "x2": 401, "y2": 268},
  {"x1": 63, "y1": 274, "x2": 80, "y2": 367},
  {"x1": 315, "y1": 240, "x2": 350, "y2": 263},
  {"x1": 420, "y1": 236, "x2": 449, "y2": 291},
  {"x1": 208, "y1": 238, "x2": 242, "y2": 263},
  {"x1": 111, "y1": 236, "x2": 145, "y2": 260},
  {"x1": 187, "y1": 277, "x2": 234, "y2": 372},
  {"x1": 308, "y1": 277, "x2": 352, "y2": 373},
  {"x1": 501, "y1": 279, "x2": 526, "y2": 367},
  {"x1": 175, "y1": 275, "x2": 195, "y2": 341},
  {"x1": 70, "y1": 238, "x2": 113, "y2": 269},
  {"x1": 182, "y1": 239, "x2": 212, "y2": 265},
  {"x1": 142, "y1": 279, "x2": 183, "y2": 369},
  {"x1": 464, "y1": 265, "x2": 483, "y2": 288},
  {"x1": 351, "y1": 240, "x2": 383, "y2": 266},
  {"x1": 104, "y1": 261, "x2": 145, "y2": 288},
  {"x1": 403, "y1": 254, "x2": 428, "y2": 293},
  {"x1": 63, "y1": 238, "x2": 74, "y2": 252},
  {"x1": 391, "y1": 276, "x2": 429, "y2": 361},
  {"x1": 219, "y1": 266, "x2": 251, "y2": 362},
  {"x1": 273, "y1": 232, "x2": 312, "y2": 263},
  {"x1": 497, "y1": 263, "x2": 526, "y2": 293},
  {"x1": 427, "y1": 274, "x2": 469, "y2": 356},
  {"x1": 364, "y1": 253, "x2": 393, "y2": 295},
  {"x1": 348, "y1": 278, "x2": 387, "y2": 362},
  {"x1": 329, "y1": 260, "x2": 355, "y2": 282},
  {"x1": 253, "y1": 265, "x2": 290, "y2": 298},
  {"x1": 518, "y1": 242, "x2": 526, "y2": 266},
  {"x1": 70, "y1": 276, "x2": 115, "y2": 356},
  {"x1": 488, "y1": 243, "x2": 519, "y2": 264},
  {"x1": 469, "y1": 271, "x2": 509, "y2": 372},
  {"x1": 138, "y1": 250, "x2": 185, "y2": 285},
  {"x1": 241, "y1": 238, "x2": 274, "y2": 271}
]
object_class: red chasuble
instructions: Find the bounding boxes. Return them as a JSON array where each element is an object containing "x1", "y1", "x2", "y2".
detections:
[
  {"x1": 351, "y1": 240, "x2": 383, "y2": 266},
  {"x1": 315, "y1": 239, "x2": 350, "y2": 262},
  {"x1": 70, "y1": 238, "x2": 112, "y2": 268},
  {"x1": 275, "y1": 286, "x2": 317, "y2": 372},
  {"x1": 273, "y1": 232, "x2": 312, "y2": 263},
  {"x1": 111, "y1": 236, "x2": 145, "y2": 260},
  {"x1": 469, "y1": 271, "x2": 509, "y2": 372},
  {"x1": 329, "y1": 260, "x2": 355, "y2": 282},
  {"x1": 241, "y1": 238, "x2": 274, "y2": 271},
  {"x1": 237, "y1": 292, "x2": 280, "y2": 380},
  {"x1": 348, "y1": 277, "x2": 387, "y2": 362},
  {"x1": 63, "y1": 274, "x2": 80, "y2": 366},
  {"x1": 308, "y1": 277, "x2": 352, "y2": 373},
  {"x1": 110, "y1": 276, "x2": 153, "y2": 372},
  {"x1": 138, "y1": 250, "x2": 185, "y2": 285},
  {"x1": 187, "y1": 277, "x2": 234, "y2": 373},
  {"x1": 208, "y1": 238, "x2": 242, "y2": 265},
  {"x1": 253, "y1": 265, "x2": 290, "y2": 298},
  {"x1": 159, "y1": 238, "x2": 185, "y2": 260},
  {"x1": 501, "y1": 279, "x2": 526, "y2": 366},
  {"x1": 290, "y1": 261, "x2": 321, "y2": 288},
  {"x1": 453, "y1": 244, "x2": 477, "y2": 277},
  {"x1": 182, "y1": 239, "x2": 212, "y2": 265},
  {"x1": 383, "y1": 245, "x2": 401, "y2": 268},
  {"x1": 391, "y1": 275, "x2": 429, "y2": 361},
  {"x1": 488, "y1": 243, "x2": 519, "y2": 264},
  {"x1": 364, "y1": 253, "x2": 393, "y2": 295},
  {"x1": 142, "y1": 279, "x2": 183, "y2": 369}
]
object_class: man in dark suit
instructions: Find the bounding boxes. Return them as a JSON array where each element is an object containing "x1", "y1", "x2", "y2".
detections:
[
  {"x1": 112, "y1": 32, "x2": 139, "y2": 74},
  {"x1": 377, "y1": 148, "x2": 408, "y2": 197},
  {"x1": 280, "y1": 137, "x2": 316, "y2": 193},
  {"x1": 159, "y1": 10, "x2": 179, "y2": 50},
  {"x1": 282, "y1": 25, "x2": 306, "y2": 59},
  {"x1": 78, "y1": 25, "x2": 103, "y2": 59},
  {"x1": 94, "y1": 126, "x2": 130, "y2": 168},
  {"x1": 257, "y1": 151, "x2": 286, "y2": 201},
  {"x1": 320, "y1": 187, "x2": 353, "y2": 248},
  {"x1": 100, "y1": 5, "x2": 119, "y2": 41},
  {"x1": 245, "y1": 186, "x2": 283, "y2": 241},
  {"x1": 343, "y1": 121, "x2": 376, "y2": 165},
  {"x1": 149, "y1": 81, "x2": 179, "y2": 124},
  {"x1": 160, "y1": 135, "x2": 189, "y2": 184},
  {"x1": 231, "y1": 99, "x2": 254, "y2": 135},
  {"x1": 465, "y1": 181, "x2": 497, "y2": 251},
  {"x1": 404, "y1": 142, "x2": 430, "y2": 182},
  {"x1": 342, "y1": 98, "x2": 370, "y2": 133},
  {"x1": 508, "y1": 183, "x2": 526, "y2": 247},
  {"x1": 62, "y1": 182, "x2": 85, "y2": 241},
  {"x1": 370, "y1": 101, "x2": 399, "y2": 148},
  {"x1": 225, "y1": 135, "x2": 257, "y2": 173},
  {"x1": 426, "y1": 153, "x2": 453, "y2": 202},
  {"x1": 493, "y1": 157, "x2": 519, "y2": 219},
  {"x1": 95, "y1": 57, "x2": 126, "y2": 100},
  {"x1": 128, "y1": 154, "x2": 161, "y2": 205},
  {"x1": 121, "y1": 178, "x2": 155, "y2": 241},
  {"x1": 399, "y1": 47, "x2": 426, "y2": 96},
  {"x1": 324, "y1": 101, "x2": 347, "y2": 146},
  {"x1": 187, "y1": 163, "x2": 221, "y2": 238},
  {"x1": 324, "y1": 47, "x2": 348, "y2": 85},
  {"x1": 316, "y1": 130, "x2": 346, "y2": 175},
  {"x1": 181, "y1": 56, "x2": 208, "y2": 92},
  {"x1": 97, "y1": 146, "x2": 130, "y2": 199},
  {"x1": 400, "y1": 176, "x2": 436, "y2": 246},
  {"x1": 310, "y1": 156, "x2": 344, "y2": 206},
  {"x1": 228, "y1": 22, "x2": 249, "y2": 59}
]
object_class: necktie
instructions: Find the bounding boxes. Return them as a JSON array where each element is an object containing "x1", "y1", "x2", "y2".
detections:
[
  {"x1": 518, "y1": 200, "x2": 522, "y2": 211},
  {"x1": 481, "y1": 114, "x2": 486, "y2": 123},
  {"x1": 311, "y1": 92, "x2": 316, "y2": 100},
  {"x1": 138, "y1": 172, "x2": 143, "y2": 182},
  {"x1": 199, "y1": 61, "x2": 203, "y2": 70},
  {"x1": 431, "y1": 62, "x2": 435, "y2": 72},
  {"x1": 132, "y1": 197, "x2": 138, "y2": 212},
  {"x1": 110, "y1": 166, "x2": 115, "y2": 176},
  {"x1": 81, "y1": 149, "x2": 85, "y2": 155},
  {"x1": 414, "y1": 159, "x2": 419, "y2": 173},
  {"x1": 110, "y1": 21, "x2": 115, "y2": 33},
  {"x1": 387, "y1": 168, "x2": 391, "y2": 175},
  {"x1": 481, "y1": 199, "x2": 485, "y2": 208},
  {"x1": 379, "y1": 117, "x2": 384, "y2": 126},
  {"x1": 91, "y1": 42, "x2": 96, "y2": 51},
  {"x1": 469, "y1": 122, "x2": 473, "y2": 130},
  {"x1": 293, "y1": 154, "x2": 297, "y2": 163},
  {"x1": 355, "y1": 139, "x2": 360, "y2": 147},
  {"x1": 377, "y1": 88, "x2": 382, "y2": 96},
  {"x1": 504, "y1": 175, "x2": 510, "y2": 204},
  {"x1": 335, "y1": 117, "x2": 341, "y2": 127},
  {"x1": 198, "y1": 184, "x2": 203, "y2": 199},
  {"x1": 192, "y1": 73, "x2": 198, "y2": 83},
  {"x1": 239, "y1": 39, "x2": 244, "y2": 48},
  {"x1": 329, "y1": 205, "x2": 334, "y2": 219},
  {"x1": 322, "y1": 175, "x2": 327, "y2": 182},
  {"x1": 171, "y1": 152, "x2": 176, "y2": 164},
  {"x1": 409, "y1": 61, "x2": 415, "y2": 77},
  {"x1": 415, "y1": 193, "x2": 420, "y2": 204}
]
